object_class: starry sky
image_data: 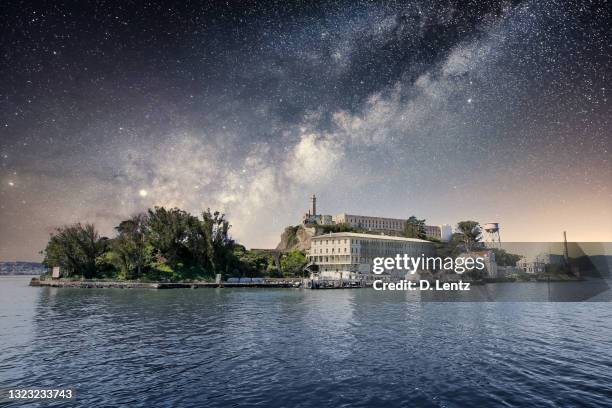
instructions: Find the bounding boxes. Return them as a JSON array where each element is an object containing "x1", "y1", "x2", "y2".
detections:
[{"x1": 1, "y1": 0, "x2": 611, "y2": 261}]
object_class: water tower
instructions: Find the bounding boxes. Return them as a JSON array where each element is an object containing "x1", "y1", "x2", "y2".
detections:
[{"x1": 483, "y1": 222, "x2": 501, "y2": 247}]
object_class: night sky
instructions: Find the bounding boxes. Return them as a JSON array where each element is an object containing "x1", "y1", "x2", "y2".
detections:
[{"x1": 1, "y1": 0, "x2": 611, "y2": 260}]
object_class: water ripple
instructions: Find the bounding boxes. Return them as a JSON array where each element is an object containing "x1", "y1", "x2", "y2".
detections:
[{"x1": 0, "y1": 278, "x2": 611, "y2": 407}]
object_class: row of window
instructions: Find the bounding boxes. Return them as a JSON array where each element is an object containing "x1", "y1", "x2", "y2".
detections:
[{"x1": 309, "y1": 255, "x2": 374, "y2": 264}]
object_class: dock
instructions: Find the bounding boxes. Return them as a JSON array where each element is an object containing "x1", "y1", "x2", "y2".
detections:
[{"x1": 29, "y1": 278, "x2": 303, "y2": 289}]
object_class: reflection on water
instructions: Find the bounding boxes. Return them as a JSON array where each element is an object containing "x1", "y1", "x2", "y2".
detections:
[{"x1": 1, "y1": 276, "x2": 611, "y2": 407}]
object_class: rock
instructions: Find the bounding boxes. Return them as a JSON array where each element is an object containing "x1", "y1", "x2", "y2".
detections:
[{"x1": 276, "y1": 225, "x2": 316, "y2": 252}]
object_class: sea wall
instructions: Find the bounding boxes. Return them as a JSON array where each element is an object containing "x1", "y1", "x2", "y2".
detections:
[{"x1": 29, "y1": 278, "x2": 302, "y2": 289}]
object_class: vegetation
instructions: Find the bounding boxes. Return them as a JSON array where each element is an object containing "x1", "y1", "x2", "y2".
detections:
[
  {"x1": 280, "y1": 249, "x2": 308, "y2": 277},
  {"x1": 490, "y1": 248, "x2": 522, "y2": 266},
  {"x1": 454, "y1": 221, "x2": 482, "y2": 252},
  {"x1": 404, "y1": 216, "x2": 427, "y2": 239},
  {"x1": 317, "y1": 223, "x2": 363, "y2": 234},
  {"x1": 43, "y1": 223, "x2": 109, "y2": 279},
  {"x1": 42, "y1": 207, "x2": 306, "y2": 281}
]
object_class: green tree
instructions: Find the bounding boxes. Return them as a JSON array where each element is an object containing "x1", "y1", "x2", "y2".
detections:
[
  {"x1": 280, "y1": 249, "x2": 307, "y2": 277},
  {"x1": 490, "y1": 248, "x2": 522, "y2": 267},
  {"x1": 404, "y1": 216, "x2": 427, "y2": 239},
  {"x1": 456, "y1": 221, "x2": 481, "y2": 252},
  {"x1": 111, "y1": 214, "x2": 150, "y2": 279},
  {"x1": 201, "y1": 209, "x2": 234, "y2": 272},
  {"x1": 42, "y1": 223, "x2": 108, "y2": 279},
  {"x1": 318, "y1": 223, "x2": 359, "y2": 234},
  {"x1": 146, "y1": 207, "x2": 192, "y2": 265},
  {"x1": 41, "y1": 206, "x2": 240, "y2": 281}
]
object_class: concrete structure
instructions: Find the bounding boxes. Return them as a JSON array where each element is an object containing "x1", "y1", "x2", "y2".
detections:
[
  {"x1": 517, "y1": 258, "x2": 546, "y2": 274},
  {"x1": 440, "y1": 224, "x2": 453, "y2": 241},
  {"x1": 517, "y1": 253, "x2": 564, "y2": 274},
  {"x1": 333, "y1": 213, "x2": 405, "y2": 232},
  {"x1": 307, "y1": 232, "x2": 435, "y2": 282},
  {"x1": 301, "y1": 196, "x2": 452, "y2": 241},
  {"x1": 333, "y1": 213, "x2": 447, "y2": 241},
  {"x1": 424, "y1": 225, "x2": 441, "y2": 240},
  {"x1": 303, "y1": 194, "x2": 334, "y2": 225}
]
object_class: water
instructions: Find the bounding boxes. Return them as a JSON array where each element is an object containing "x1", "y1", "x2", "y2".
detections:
[{"x1": 1, "y1": 276, "x2": 611, "y2": 407}]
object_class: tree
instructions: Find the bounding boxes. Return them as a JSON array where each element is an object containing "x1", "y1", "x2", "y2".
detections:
[
  {"x1": 41, "y1": 206, "x2": 240, "y2": 281},
  {"x1": 146, "y1": 207, "x2": 192, "y2": 265},
  {"x1": 318, "y1": 223, "x2": 360, "y2": 234},
  {"x1": 404, "y1": 216, "x2": 427, "y2": 239},
  {"x1": 112, "y1": 214, "x2": 150, "y2": 279},
  {"x1": 232, "y1": 246, "x2": 273, "y2": 277},
  {"x1": 280, "y1": 249, "x2": 307, "y2": 277},
  {"x1": 42, "y1": 223, "x2": 108, "y2": 279},
  {"x1": 201, "y1": 209, "x2": 234, "y2": 272},
  {"x1": 490, "y1": 248, "x2": 522, "y2": 267},
  {"x1": 456, "y1": 221, "x2": 481, "y2": 252}
]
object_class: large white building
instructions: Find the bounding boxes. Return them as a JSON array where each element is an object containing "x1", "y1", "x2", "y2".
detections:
[
  {"x1": 333, "y1": 213, "x2": 452, "y2": 241},
  {"x1": 307, "y1": 232, "x2": 435, "y2": 282},
  {"x1": 302, "y1": 195, "x2": 452, "y2": 241},
  {"x1": 333, "y1": 213, "x2": 405, "y2": 233}
]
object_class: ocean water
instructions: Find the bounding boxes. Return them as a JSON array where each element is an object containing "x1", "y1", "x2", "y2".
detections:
[{"x1": 1, "y1": 276, "x2": 611, "y2": 407}]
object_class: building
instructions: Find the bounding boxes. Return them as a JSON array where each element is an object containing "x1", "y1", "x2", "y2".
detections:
[
  {"x1": 517, "y1": 258, "x2": 546, "y2": 274},
  {"x1": 302, "y1": 195, "x2": 452, "y2": 241},
  {"x1": 307, "y1": 232, "x2": 435, "y2": 282},
  {"x1": 333, "y1": 213, "x2": 449, "y2": 241},
  {"x1": 439, "y1": 224, "x2": 453, "y2": 241},
  {"x1": 332, "y1": 213, "x2": 405, "y2": 233},
  {"x1": 424, "y1": 225, "x2": 441, "y2": 240},
  {"x1": 302, "y1": 194, "x2": 335, "y2": 225},
  {"x1": 516, "y1": 253, "x2": 564, "y2": 274}
]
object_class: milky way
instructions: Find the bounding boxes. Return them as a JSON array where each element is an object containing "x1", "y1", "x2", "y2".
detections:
[{"x1": 1, "y1": 0, "x2": 611, "y2": 260}]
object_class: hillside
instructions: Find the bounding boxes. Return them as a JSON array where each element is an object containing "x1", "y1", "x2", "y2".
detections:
[{"x1": 276, "y1": 225, "x2": 316, "y2": 252}]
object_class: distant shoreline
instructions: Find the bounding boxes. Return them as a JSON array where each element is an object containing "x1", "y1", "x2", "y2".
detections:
[{"x1": 1, "y1": 274, "x2": 42, "y2": 277}]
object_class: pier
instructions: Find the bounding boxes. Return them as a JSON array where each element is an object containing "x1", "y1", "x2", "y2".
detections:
[
  {"x1": 29, "y1": 277, "x2": 369, "y2": 290},
  {"x1": 29, "y1": 278, "x2": 303, "y2": 289}
]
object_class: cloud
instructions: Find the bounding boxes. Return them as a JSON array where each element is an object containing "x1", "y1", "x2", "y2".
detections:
[
  {"x1": 285, "y1": 133, "x2": 343, "y2": 184},
  {"x1": 113, "y1": 10, "x2": 511, "y2": 248}
]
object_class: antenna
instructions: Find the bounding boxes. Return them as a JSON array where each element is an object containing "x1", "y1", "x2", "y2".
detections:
[{"x1": 563, "y1": 231, "x2": 569, "y2": 265}]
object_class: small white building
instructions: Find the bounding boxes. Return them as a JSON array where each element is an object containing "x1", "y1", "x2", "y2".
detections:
[{"x1": 439, "y1": 224, "x2": 453, "y2": 241}]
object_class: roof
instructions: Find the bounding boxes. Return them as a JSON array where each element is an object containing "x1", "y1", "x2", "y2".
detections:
[{"x1": 311, "y1": 232, "x2": 432, "y2": 243}]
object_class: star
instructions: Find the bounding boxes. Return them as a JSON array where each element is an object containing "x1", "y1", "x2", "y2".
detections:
[{"x1": 139, "y1": 189, "x2": 148, "y2": 197}]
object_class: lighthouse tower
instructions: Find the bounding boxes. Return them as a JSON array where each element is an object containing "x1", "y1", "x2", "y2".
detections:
[{"x1": 310, "y1": 194, "x2": 317, "y2": 216}]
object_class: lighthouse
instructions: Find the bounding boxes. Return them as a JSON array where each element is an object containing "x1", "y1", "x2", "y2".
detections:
[{"x1": 310, "y1": 194, "x2": 317, "y2": 216}]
